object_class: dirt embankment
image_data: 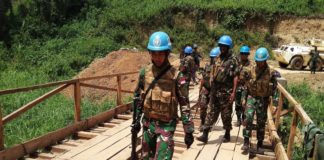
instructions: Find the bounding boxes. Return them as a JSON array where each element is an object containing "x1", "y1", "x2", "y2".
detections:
[
  {"x1": 63, "y1": 50, "x2": 180, "y2": 102},
  {"x1": 273, "y1": 18, "x2": 324, "y2": 45},
  {"x1": 63, "y1": 50, "x2": 151, "y2": 102}
]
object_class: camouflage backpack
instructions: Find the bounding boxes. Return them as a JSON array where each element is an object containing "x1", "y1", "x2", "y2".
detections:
[{"x1": 303, "y1": 123, "x2": 324, "y2": 160}]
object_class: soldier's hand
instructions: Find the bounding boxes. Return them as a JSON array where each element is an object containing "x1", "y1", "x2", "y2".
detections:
[
  {"x1": 229, "y1": 92, "x2": 235, "y2": 103},
  {"x1": 131, "y1": 121, "x2": 141, "y2": 133},
  {"x1": 185, "y1": 133, "x2": 194, "y2": 149}
]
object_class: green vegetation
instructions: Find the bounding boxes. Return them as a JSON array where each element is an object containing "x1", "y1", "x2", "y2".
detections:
[
  {"x1": 278, "y1": 83, "x2": 324, "y2": 159},
  {"x1": 0, "y1": 0, "x2": 323, "y2": 147}
]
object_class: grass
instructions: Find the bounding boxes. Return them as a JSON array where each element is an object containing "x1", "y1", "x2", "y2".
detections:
[
  {"x1": 278, "y1": 82, "x2": 324, "y2": 159},
  {"x1": 0, "y1": 69, "x2": 117, "y2": 147}
]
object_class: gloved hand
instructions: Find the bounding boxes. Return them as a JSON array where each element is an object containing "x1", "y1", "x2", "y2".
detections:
[
  {"x1": 184, "y1": 133, "x2": 194, "y2": 149},
  {"x1": 131, "y1": 121, "x2": 141, "y2": 133}
]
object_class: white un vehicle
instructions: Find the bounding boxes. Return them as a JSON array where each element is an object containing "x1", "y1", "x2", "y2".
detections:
[{"x1": 273, "y1": 39, "x2": 324, "y2": 71}]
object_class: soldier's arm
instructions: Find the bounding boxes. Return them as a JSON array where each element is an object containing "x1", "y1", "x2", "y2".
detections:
[
  {"x1": 176, "y1": 72, "x2": 194, "y2": 134},
  {"x1": 230, "y1": 59, "x2": 240, "y2": 101},
  {"x1": 132, "y1": 68, "x2": 145, "y2": 121}
]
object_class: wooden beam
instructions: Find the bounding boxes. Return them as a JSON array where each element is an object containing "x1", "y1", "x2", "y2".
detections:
[
  {"x1": 116, "y1": 75, "x2": 122, "y2": 106},
  {"x1": 0, "y1": 72, "x2": 139, "y2": 96},
  {"x1": 78, "y1": 71, "x2": 139, "y2": 82},
  {"x1": 287, "y1": 110, "x2": 298, "y2": 159},
  {"x1": 275, "y1": 92, "x2": 283, "y2": 129},
  {"x1": 0, "y1": 103, "x2": 131, "y2": 160},
  {"x1": 0, "y1": 109, "x2": 3, "y2": 151},
  {"x1": 0, "y1": 80, "x2": 76, "y2": 96},
  {"x1": 74, "y1": 81, "x2": 81, "y2": 122},
  {"x1": 277, "y1": 84, "x2": 313, "y2": 124},
  {"x1": 80, "y1": 83, "x2": 134, "y2": 93},
  {"x1": 2, "y1": 84, "x2": 70, "y2": 124}
]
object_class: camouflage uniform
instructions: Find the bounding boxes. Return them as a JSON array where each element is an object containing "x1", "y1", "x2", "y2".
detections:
[
  {"x1": 134, "y1": 63, "x2": 194, "y2": 160},
  {"x1": 242, "y1": 64, "x2": 277, "y2": 143},
  {"x1": 203, "y1": 52, "x2": 239, "y2": 131},
  {"x1": 235, "y1": 59, "x2": 252, "y2": 125},
  {"x1": 310, "y1": 50, "x2": 319, "y2": 74},
  {"x1": 197, "y1": 64, "x2": 213, "y2": 129},
  {"x1": 192, "y1": 50, "x2": 202, "y2": 83},
  {"x1": 180, "y1": 55, "x2": 196, "y2": 84}
]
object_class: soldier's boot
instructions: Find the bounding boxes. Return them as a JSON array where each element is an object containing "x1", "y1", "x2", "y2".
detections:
[
  {"x1": 222, "y1": 129, "x2": 231, "y2": 143},
  {"x1": 241, "y1": 137, "x2": 250, "y2": 151},
  {"x1": 196, "y1": 129, "x2": 209, "y2": 143},
  {"x1": 256, "y1": 140, "x2": 264, "y2": 154}
]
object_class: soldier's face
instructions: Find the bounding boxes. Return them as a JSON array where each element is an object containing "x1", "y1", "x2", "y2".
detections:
[
  {"x1": 150, "y1": 51, "x2": 168, "y2": 67},
  {"x1": 219, "y1": 45, "x2": 229, "y2": 55},
  {"x1": 240, "y1": 54, "x2": 249, "y2": 61},
  {"x1": 256, "y1": 61, "x2": 267, "y2": 68}
]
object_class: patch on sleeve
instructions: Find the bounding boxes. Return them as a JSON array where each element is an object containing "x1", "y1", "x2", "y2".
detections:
[{"x1": 179, "y1": 77, "x2": 187, "y2": 85}]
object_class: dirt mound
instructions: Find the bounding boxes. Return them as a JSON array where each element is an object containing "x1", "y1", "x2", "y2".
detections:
[
  {"x1": 63, "y1": 50, "x2": 151, "y2": 102},
  {"x1": 63, "y1": 50, "x2": 180, "y2": 103},
  {"x1": 274, "y1": 18, "x2": 324, "y2": 45}
]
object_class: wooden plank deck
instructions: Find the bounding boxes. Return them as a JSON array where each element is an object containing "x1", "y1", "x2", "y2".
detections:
[{"x1": 22, "y1": 83, "x2": 275, "y2": 160}]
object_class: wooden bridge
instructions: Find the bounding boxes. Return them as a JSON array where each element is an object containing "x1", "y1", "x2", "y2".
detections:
[{"x1": 0, "y1": 71, "x2": 318, "y2": 160}]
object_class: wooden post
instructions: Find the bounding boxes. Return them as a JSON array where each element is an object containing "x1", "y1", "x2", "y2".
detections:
[
  {"x1": 275, "y1": 92, "x2": 283, "y2": 129},
  {"x1": 287, "y1": 110, "x2": 298, "y2": 159},
  {"x1": 116, "y1": 75, "x2": 122, "y2": 106},
  {"x1": 313, "y1": 134, "x2": 319, "y2": 160},
  {"x1": 74, "y1": 80, "x2": 81, "y2": 122},
  {"x1": 0, "y1": 108, "x2": 4, "y2": 151}
]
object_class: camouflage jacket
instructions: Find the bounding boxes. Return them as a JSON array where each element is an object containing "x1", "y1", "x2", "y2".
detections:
[
  {"x1": 179, "y1": 55, "x2": 195, "y2": 74},
  {"x1": 200, "y1": 63, "x2": 212, "y2": 91},
  {"x1": 133, "y1": 63, "x2": 194, "y2": 134},
  {"x1": 237, "y1": 59, "x2": 253, "y2": 87},
  {"x1": 211, "y1": 52, "x2": 239, "y2": 90},
  {"x1": 245, "y1": 64, "x2": 278, "y2": 97}
]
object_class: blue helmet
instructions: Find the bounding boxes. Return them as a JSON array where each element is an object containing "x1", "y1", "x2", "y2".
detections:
[
  {"x1": 184, "y1": 46, "x2": 193, "y2": 55},
  {"x1": 218, "y1": 35, "x2": 233, "y2": 48},
  {"x1": 240, "y1": 46, "x2": 250, "y2": 55},
  {"x1": 147, "y1": 31, "x2": 172, "y2": 51},
  {"x1": 210, "y1": 47, "x2": 220, "y2": 58},
  {"x1": 254, "y1": 47, "x2": 269, "y2": 62}
]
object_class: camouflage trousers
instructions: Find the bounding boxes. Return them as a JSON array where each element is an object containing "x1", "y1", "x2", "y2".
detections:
[
  {"x1": 235, "y1": 86, "x2": 247, "y2": 121},
  {"x1": 141, "y1": 118, "x2": 176, "y2": 160},
  {"x1": 243, "y1": 95, "x2": 269, "y2": 141},
  {"x1": 198, "y1": 87, "x2": 210, "y2": 122},
  {"x1": 203, "y1": 91, "x2": 233, "y2": 131}
]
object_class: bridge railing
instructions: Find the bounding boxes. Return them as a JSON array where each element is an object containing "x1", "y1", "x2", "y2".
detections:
[
  {"x1": 267, "y1": 83, "x2": 315, "y2": 160},
  {"x1": 0, "y1": 71, "x2": 139, "y2": 152}
]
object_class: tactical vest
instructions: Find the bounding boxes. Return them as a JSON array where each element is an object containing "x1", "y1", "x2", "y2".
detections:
[
  {"x1": 238, "y1": 60, "x2": 253, "y2": 85},
  {"x1": 247, "y1": 65, "x2": 273, "y2": 97},
  {"x1": 142, "y1": 65, "x2": 179, "y2": 122},
  {"x1": 212, "y1": 54, "x2": 237, "y2": 87}
]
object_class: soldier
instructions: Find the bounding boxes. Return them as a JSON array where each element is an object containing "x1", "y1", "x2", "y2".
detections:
[
  {"x1": 235, "y1": 46, "x2": 252, "y2": 126},
  {"x1": 180, "y1": 46, "x2": 196, "y2": 85},
  {"x1": 241, "y1": 47, "x2": 278, "y2": 153},
  {"x1": 197, "y1": 35, "x2": 239, "y2": 143},
  {"x1": 192, "y1": 44, "x2": 202, "y2": 84},
  {"x1": 131, "y1": 31, "x2": 194, "y2": 160},
  {"x1": 197, "y1": 47, "x2": 220, "y2": 132},
  {"x1": 310, "y1": 46, "x2": 319, "y2": 74}
]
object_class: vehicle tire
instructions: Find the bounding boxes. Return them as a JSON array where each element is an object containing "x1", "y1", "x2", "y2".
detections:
[
  {"x1": 290, "y1": 56, "x2": 304, "y2": 70},
  {"x1": 278, "y1": 62, "x2": 288, "y2": 68},
  {"x1": 315, "y1": 59, "x2": 323, "y2": 71}
]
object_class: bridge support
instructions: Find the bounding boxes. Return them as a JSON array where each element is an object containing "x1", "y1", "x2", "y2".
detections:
[
  {"x1": 116, "y1": 75, "x2": 122, "y2": 106},
  {"x1": 0, "y1": 109, "x2": 4, "y2": 151},
  {"x1": 287, "y1": 110, "x2": 298, "y2": 159},
  {"x1": 74, "y1": 80, "x2": 81, "y2": 122}
]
